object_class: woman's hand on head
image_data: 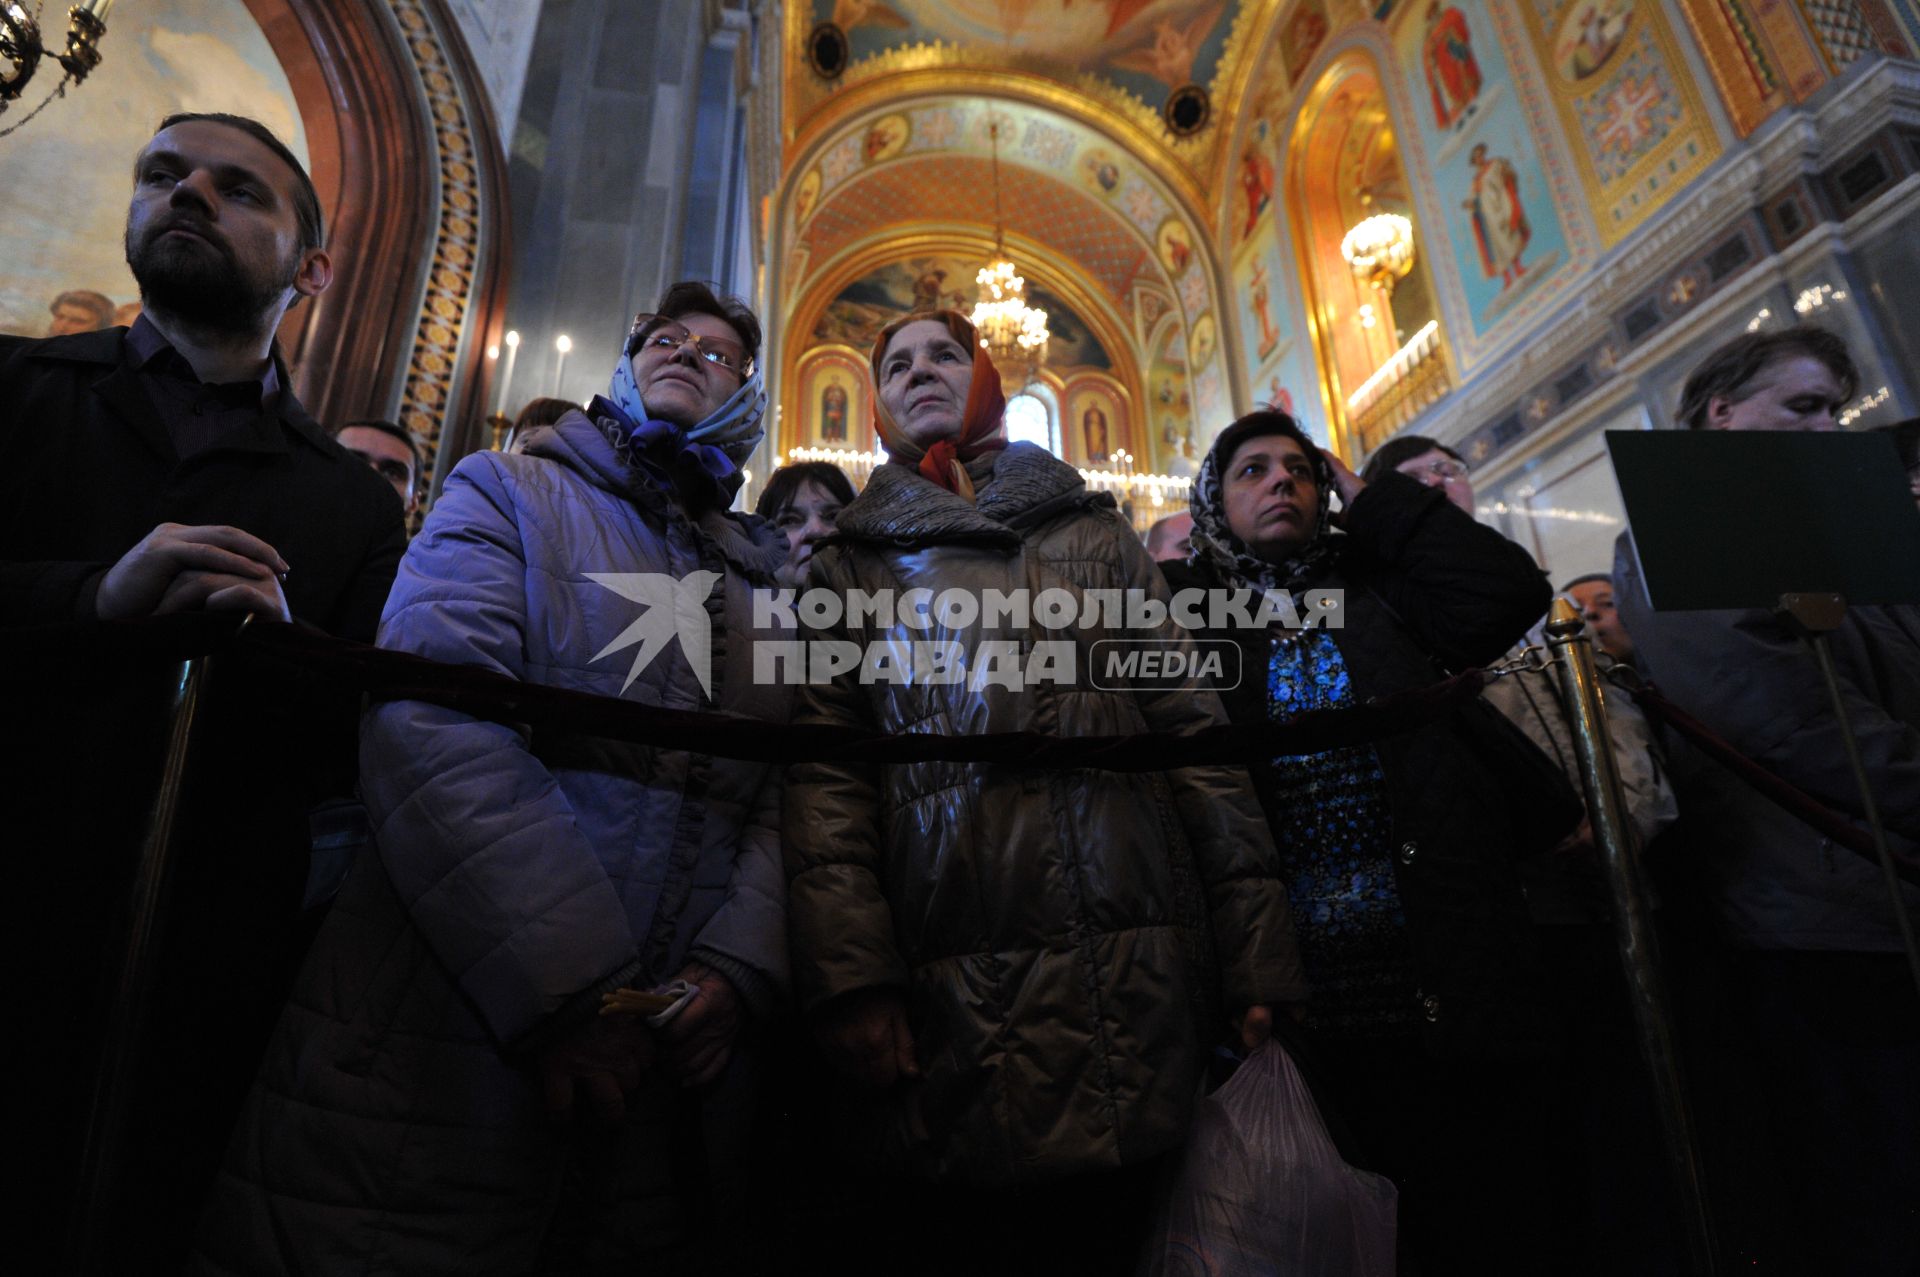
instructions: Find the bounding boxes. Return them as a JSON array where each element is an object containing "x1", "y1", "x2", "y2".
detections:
[{"x1": 1320, "y1": 448, "x2": 1366, "y2": 509}]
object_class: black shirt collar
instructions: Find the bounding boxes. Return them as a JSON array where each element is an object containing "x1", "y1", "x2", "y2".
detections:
[{"x1": 125, "y1": 313, "x2": 282, "y2": 408}]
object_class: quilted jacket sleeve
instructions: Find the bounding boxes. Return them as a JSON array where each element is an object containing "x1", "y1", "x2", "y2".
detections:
[
  {"x1": 360, "y1": 455, "x2": 640, "y2": 1048},
  {"x1": 1117, "y1": 523, "x2": 1309, "y2": 1008},
  {"x1": 782, "y1": 550, "x2": 910, "y2": 1014}
]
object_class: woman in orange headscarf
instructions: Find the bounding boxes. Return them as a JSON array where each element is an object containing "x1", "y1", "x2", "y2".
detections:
[{"x1": 781, "y1": 310, "x2": 1305, "y2": 1268}]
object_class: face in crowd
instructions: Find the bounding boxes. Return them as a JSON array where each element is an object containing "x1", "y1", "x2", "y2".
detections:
[
  {"x1": 1394, "y1": 447, "x2": 1475, "y2": 515},
  {"x1": 124, "y1": 118, "x2": 330, "y2": 333},
  {"x1": 877, "y1": 319, "x2": 974, "y2": 448},
  {"x1": 49, "y1": 293, "x2": 112, "y2": 336},
  {"x1": 1566, "y1": 578, "x2": 1633, "y2": 662},
  {"x1": 337, "y1": 425, "x2": 418, "y2": 517},
  {"x1": 1705, "y1": 354, "x2": 1848, "y2": 432},
  {"x1": 630, "y1": 313, "x2": 750, "y2": 429},
  {"x1": 1146, "y1": 511, "x2": 1193, "y2": 563},
  {"x1": 1223, "y1": 432, "x2": 1321, "y2": 563},
  {"x1": 770, "y1": 479, "x2": 846, "y2": 590}
]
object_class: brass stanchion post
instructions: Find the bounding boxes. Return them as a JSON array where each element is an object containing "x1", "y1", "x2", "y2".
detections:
[
  {"x1": 1543, "y1": 598, "x2": 1719, "y2": 1276},
  {"x1": 70, "y1": 650, "x2": 210, "y2": 1272}
]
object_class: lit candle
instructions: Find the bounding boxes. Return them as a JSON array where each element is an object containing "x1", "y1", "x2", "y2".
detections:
[
  {"x1": 553, "y1": 334, "x2": 572, "y2": 397},
  {"x1": 495, "y1": 329, "x2": 519, "y2": 414}
]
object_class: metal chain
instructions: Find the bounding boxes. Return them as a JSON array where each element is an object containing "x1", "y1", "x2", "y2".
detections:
[
  {"x1": 1483, "y1": 642, "x2": 1644, "y2": 685},
  {"x1": 1482, "y1": 643, "x2": 1559, "y2": 679}
]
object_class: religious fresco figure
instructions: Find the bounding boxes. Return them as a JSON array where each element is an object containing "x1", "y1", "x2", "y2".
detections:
[
  {"x1": 1156, "y1": 218, "x2": 1195, "y2": 275},
  {"x1": 821, "y1": 380, "x2": 850, "y2": 442},
  {"x1": 1082, "y1": 403, "x2": 1111, "y2": 462},
  {"x1": 1249, "y1": 260, "x2": 1280, "y2": 360},
  {"x1": 912, "y1": 267, "x2": 950, "y2": 312},
  {"x1": 863, "y1": 114, "x2": 909, "y2": 162},
  {"x1": 1238, "y1": 139, "x2": 1275, "y2": 239},
  {"x1": 1110, "y1": 2, "x2": 1227, "y2": 88},
  {"x1": 1554, "y1": 0, "x2": 1632, "y2": 81},
  {"x1": 831, "y1": 0, "x2": 910, "y2": 34},
  {"x1": 1464, "y1": 142, "x2": 1530, "y2": 290},
  {"x1": 1422, "y1": 1, "x2": 1482, "y2": 131}
]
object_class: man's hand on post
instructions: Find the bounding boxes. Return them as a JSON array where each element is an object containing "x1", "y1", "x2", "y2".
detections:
[
  {"x1": 814, "y1": 987, "x2": 919, "y2": 1088},
  {"x1": 96, "y1": 523, "x2": 290, "y2": 620},
  {"x1": 661, "y1": 961, "x2": 744, "y2": 1087},
  {"x1": 156, "y1": 567, "x2": 292, "y2": 622}
]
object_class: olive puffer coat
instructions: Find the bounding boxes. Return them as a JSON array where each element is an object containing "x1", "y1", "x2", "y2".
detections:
[{"x1": 784, "y1": 443, "x2": 1306, "y2": 1187}]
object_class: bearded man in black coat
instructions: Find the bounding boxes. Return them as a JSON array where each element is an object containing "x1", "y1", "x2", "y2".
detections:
[{"x1": 0, "y1": 113, "x2": 405, "y2": 1271}]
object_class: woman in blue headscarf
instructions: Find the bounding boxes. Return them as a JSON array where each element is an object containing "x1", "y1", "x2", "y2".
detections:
[{"x1": 196, "y1": 284, "x2": 798, "y2": 1273}]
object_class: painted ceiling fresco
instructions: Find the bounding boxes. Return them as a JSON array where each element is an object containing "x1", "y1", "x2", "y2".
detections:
[
  {"x1": 788, "y1": 0, "x2": 1276, "y2": 189},
  {"x1": 810, "y1": 256, "x2": 1113, "y2": 370},
  {"x1": 813, "y1": 0, "x2": 1240, "y2": 99},
  {"x1": 0, "y1": 0, "x2": 306, "y2": 337}
]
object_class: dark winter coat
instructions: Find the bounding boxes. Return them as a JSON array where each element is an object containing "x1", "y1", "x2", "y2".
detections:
[
  {"x1": 0, "y1": 326, "x2": 405, "y2": 1269},
  {"x1": 784, "y1": 443, "x2": 1307, "y2": 1188},
  {"x1": 1615, "y1": 529, "x2": 1920, "y2": 950},
  {"x1": 0, "y1": 327, "x2": 405, "y2": 637},
  {"x1": 1165, "y1": 470, "x2": 1558, "y2": 1058}
]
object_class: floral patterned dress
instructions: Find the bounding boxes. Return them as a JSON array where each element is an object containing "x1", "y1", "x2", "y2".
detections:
[{"x1": 1267, "y1": 631, "x2": 1417, "y2": 1039}]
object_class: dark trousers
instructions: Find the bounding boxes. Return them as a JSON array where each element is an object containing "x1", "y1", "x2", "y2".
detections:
[
  {"x1": 855, "y1": 1158, "x2": 1167, "y2": 1277},
  {"x1": 537, "y1": 1048, "x2": 770, "y2": 1276},
  {"x1": 1678, "y1": 946, "x2": 1920, "y2": 1276},
  {"x1": 1287, "y1": 1031, "x2": 1564, "y2": 1277},
  {"x1": 1533, "y1": 922, "x2": 1687, "y2": 1276}
]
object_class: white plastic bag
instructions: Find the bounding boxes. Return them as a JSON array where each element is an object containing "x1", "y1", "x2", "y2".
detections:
[{"x1": 1140, "y1": 1041, "x2": 1398, "y2": 1276}]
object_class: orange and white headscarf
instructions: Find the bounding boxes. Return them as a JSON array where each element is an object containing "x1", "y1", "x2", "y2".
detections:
[{"x1": 868, "y1": 310, "x2": 1007, "y2": 502}]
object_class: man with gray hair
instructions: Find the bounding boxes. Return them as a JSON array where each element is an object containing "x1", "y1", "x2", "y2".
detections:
[{"x1": 1613, "y1": 324, "x2": 1917, "y2": 1274}]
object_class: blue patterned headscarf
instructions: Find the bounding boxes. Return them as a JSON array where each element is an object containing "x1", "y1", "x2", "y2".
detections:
[{"x1": 589, "y1": 335, "x2": 768, "y2": 510}]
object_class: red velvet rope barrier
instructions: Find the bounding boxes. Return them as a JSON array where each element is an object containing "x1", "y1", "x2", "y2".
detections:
[{"x1": 1625, "y1": 678, "x2": 1919, "y2": 885}]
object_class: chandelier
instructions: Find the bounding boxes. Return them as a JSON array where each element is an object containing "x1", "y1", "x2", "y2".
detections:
[
  {"x1": 1340, "y1": 212, "x2": 1415, "y2": 295},
  {"x1": 969, "y1": 108, "x2": 1048, "y2": 379},
  {"x1": 1, "y1": 0, "x2": 114, "y2": 139}
]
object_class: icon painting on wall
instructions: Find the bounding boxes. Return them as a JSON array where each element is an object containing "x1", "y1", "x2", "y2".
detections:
[
  {"x1": 1463, "y1": 142, "x2": 1530, "y2": 291},
  {"x1": 1155, "y1": 217, "x2": 1195, "y2": 276},
  {"x1": 1279, "y1": 0, "x2": 1331, "y2": 83},
  {"x1": 1391, "y1": 0, "x2": 1570, "y2": 338},
  {"x1": 1421, "y1": 1, "x2": 1482, "y2": 131},
  {"x1": 794, "y1": 351, "x2": 873, "y2": 449},
  {"x1": 794, "y1": 167, "x2": 823, "y2": 226},
  {"x1": 863, "y1": 113, "x2": 910, "y2": 162},
  {"x1": 1082, "y1": 402, "x2": 1112, "y2": 462},
  {"x1": 1552, "y1": 0, "x2": 1632, "y2": 82},
  {"x1": 820, "y1": 378, "x2": 850, "y2": 443}
]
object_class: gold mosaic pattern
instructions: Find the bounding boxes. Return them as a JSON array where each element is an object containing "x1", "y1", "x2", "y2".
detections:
[{"x1": 388, "y1": 0, "x2": 485, "y2": 514}]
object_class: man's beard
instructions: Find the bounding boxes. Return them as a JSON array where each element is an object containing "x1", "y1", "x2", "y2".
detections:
[{"x1": 125, "y1": 217, "x2": 294, "y2": 335}]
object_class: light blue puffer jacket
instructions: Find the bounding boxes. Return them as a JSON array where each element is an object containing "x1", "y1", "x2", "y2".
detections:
[{"x1": 193, "y1": 411, "x2": 794, "y2": 1275}]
